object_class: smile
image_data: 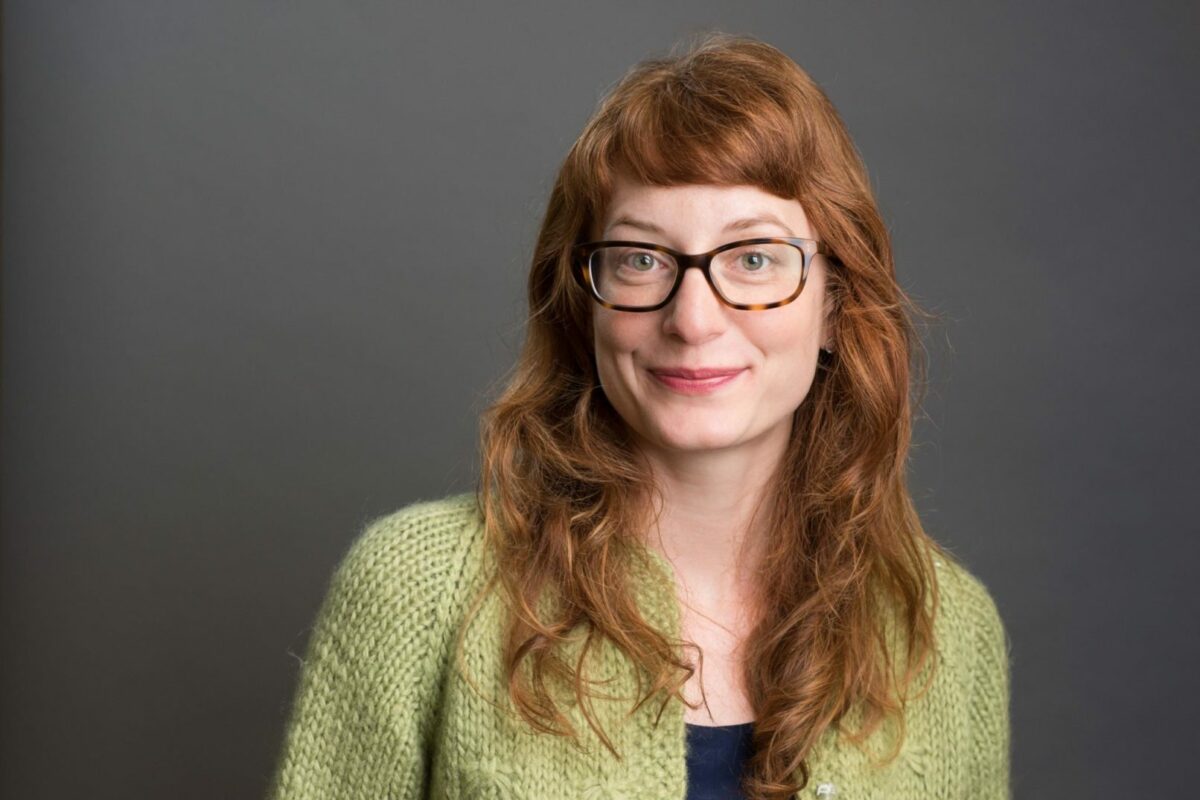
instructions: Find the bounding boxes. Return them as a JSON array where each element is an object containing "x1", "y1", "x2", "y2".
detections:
[{"x1": 648, "y1": 367, "x2": 747, "y2": 395}]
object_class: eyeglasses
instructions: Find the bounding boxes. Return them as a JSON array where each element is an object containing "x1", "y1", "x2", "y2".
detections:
[{"x1": 571, "y1": 237, "x2": 833, "y2": 312}]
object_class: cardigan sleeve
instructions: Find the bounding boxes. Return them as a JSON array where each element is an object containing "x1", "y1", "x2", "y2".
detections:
[
  {"x1": 266, "y1": 498, "x2": 479, "y2": 800},
  {"x1": 965, "y1": 575, "x2": 1013, "y2": 800}
]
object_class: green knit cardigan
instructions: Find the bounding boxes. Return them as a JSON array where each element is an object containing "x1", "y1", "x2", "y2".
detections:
[{"x1": 267, "y1": 493, "x2": 1011, "y2": 799}]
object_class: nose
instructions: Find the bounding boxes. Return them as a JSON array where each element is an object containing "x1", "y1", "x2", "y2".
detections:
[{"x1": 661, "y1": 267, "x2": 728, "y2": 343}]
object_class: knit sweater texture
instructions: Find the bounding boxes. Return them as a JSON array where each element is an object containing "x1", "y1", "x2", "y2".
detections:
[{"x1": 267, "y1": 493, "x2": 1012, "y2": 799}]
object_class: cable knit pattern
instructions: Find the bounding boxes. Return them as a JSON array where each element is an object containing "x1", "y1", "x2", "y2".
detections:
[{"x1": 267, "y1": 493, "x2": 1011, "y2": 799}]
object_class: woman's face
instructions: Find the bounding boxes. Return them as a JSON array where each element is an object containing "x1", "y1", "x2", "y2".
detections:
[{"x1": 591, "y1": 174, "x2": 833, "y2": 457}]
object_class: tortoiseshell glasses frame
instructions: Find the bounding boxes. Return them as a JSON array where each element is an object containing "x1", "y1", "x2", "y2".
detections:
[{"x1": 570, "y1": 237, "x2": 835, "y2": 312}]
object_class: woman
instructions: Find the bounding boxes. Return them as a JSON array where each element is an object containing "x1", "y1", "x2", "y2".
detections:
[{"x1": 268, "y1": 33, "x2": 1011, "y2": 800}]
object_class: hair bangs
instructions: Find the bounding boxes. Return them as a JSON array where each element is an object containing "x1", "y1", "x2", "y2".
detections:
[{"x1": 575, "y1": 65, "x2": 811, "y2": 221}]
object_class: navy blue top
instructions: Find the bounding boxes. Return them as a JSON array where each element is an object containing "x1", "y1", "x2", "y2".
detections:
[{"x1": 684, "y1": 721, "x2": 755, "y2": 800}]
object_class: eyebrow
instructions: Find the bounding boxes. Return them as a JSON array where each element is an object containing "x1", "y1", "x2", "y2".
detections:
[{"x1": 603, "y1": 213, "x2": 796, "y2": 238}]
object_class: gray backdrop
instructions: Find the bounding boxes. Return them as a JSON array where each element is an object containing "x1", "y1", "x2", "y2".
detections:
[{"x1": 3, "y1": 1, "x2": 1198, "y2": 798}]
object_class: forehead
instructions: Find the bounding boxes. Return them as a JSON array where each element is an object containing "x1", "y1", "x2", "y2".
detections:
[{"x1": 600, "y1": 174, "x2": 810, "y2": 237}]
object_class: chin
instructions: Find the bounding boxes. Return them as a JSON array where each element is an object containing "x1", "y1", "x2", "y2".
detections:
[{"x1": 643, "y1": 417, "x2": 746, "y2": 453}]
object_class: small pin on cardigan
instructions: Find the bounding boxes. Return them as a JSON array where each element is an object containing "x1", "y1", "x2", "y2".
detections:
[{"x1": 815, "y1": 782, "x2": 838, "y2": 796}]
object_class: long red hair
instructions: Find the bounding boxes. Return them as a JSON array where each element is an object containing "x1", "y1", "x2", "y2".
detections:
[{"x1": 465, "y1": 32, "x2": 951, "y2": 799}]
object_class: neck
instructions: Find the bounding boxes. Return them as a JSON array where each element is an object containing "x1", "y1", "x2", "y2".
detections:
[{"x1": 636, "y1": 426, "x2": 790, "y2": 610}]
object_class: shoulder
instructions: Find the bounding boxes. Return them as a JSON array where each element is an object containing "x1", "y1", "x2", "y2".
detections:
[
  {"x1": 925, "y1": 554, "x2": 1013, "y2": 791},
  {"x1": 342, "y1": 492, "x2": 484, "y2": 580},
  {"x1": 317, "y1": 492, "x2": 486, "y2": 648},
  {"x1": 269, "y1": 494, "x2": 486, "y2": 799},
  {"x1": 927, "y1": 550, "x2": 1012, "y2": 733},
  {"x1": 931, "y1": 552, "x2": 1008, "y2": 657}
]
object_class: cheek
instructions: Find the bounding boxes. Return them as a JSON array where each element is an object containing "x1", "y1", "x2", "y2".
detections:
[
  {"x1": 753, "y1": 304, "x2": 818, "y2": 348},
  {"x1": 592, "y1": 315, "x2": 655, "y2": 415},
  {"x1": 593, "y1": 313, "x2": 645, "y2": 366},
  {"x1": 754, "y1": 314, "x2": 822, "y2": 386}
]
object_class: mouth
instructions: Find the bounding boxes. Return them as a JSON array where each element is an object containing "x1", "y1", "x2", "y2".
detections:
[{"x1": 648, "y1": 366, "x2": 747, "y2": 394}]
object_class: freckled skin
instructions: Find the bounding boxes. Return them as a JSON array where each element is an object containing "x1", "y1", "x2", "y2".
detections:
[{"x1": 592, "y1": 176, "x2": 833, "y2": 458}]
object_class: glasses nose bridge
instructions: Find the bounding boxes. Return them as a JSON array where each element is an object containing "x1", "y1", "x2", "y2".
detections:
[
  {"x1": 673, "y1": 250, "x2": 713, "y2": 273},
  {"x1": 667, "y1": 250, "x2": 725, "y2": 306}
]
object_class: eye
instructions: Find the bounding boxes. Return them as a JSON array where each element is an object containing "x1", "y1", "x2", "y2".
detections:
[
  {"x1": 625, "y1": 251, "x2": 662, "y2": 271},
  {"x1": 739, "y1": 251, "x2": 772, "y2": 271}
]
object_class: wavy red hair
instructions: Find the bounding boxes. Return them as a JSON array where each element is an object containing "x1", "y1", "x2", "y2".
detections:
[{"x1": 462, "y1": 31, "x2": 953, "y2": 799}]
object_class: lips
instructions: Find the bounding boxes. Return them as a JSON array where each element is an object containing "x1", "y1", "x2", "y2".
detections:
[
  {"x1": 647, "y1": 366, "x2": 747, "y2": 395},
  {"x1": 649, "y1": 367, "x2": 745, "y2": 380}
]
